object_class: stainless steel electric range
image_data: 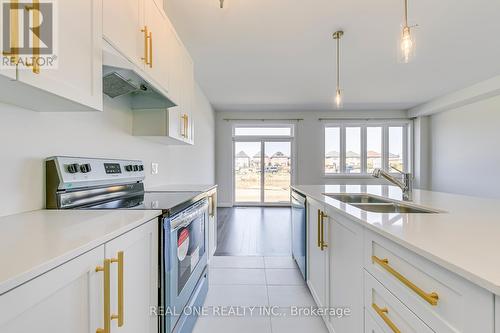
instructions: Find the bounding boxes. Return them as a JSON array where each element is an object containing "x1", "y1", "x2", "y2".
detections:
[{"x1": 45, "y1": 156, "x2": 209, "y2": 333}]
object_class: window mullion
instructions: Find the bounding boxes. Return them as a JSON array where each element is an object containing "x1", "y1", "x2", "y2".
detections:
[
  {"x1": 403, "y1": 125, "x2": 409, "y2": 173},
  {"x1": 361, "y1": 126, "x2": 367, "y2": 174},
  {"x1": 382, "y1": 126, "x2": 389, "y2": 171},
  {"x1": 340, "y1": 126, "x2": 346, "y2": 173}
]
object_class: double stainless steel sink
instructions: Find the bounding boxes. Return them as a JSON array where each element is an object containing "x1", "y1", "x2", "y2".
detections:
[{"x1": 324, "y1": 193, "x2": 439, "y2": 214}]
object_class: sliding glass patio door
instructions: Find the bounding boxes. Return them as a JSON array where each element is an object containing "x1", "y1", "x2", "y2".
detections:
[{"x1": 234, "y1": 139, "x2": 292, "y2": 205}]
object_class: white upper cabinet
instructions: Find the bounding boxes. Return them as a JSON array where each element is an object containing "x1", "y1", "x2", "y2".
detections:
[
  {"x1": 144, "y1": 0, "x2": 171, "y2": 92},
  {"x1": 105, "y1": 0, "x2": 196, "y2": 145},
  {"x1": 103, "y1": 0, "x2": 145, "y2": 69},
  {"x1": 0, "y1": 0, "x2": 103, "y2": 111}
]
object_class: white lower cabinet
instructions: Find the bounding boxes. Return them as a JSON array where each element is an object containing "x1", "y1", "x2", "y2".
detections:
[
  {"x1": 364, "y1": 310, "x2": 385, "y2": 333},
  {"x1": 0, "y1": 218, "x2": 158, "y2": 333},
  {"x1": 365, "y1": 270, "x2": 434, "y2": 333},
  {"x1": 302, "y1": 193, "x2": 496, "y2": 333},
  {"x1": 0, "y1": 246, "x2": 105, "y2": 333},
  {"x1": 307, "y1": 197, "x2": 329, "y2": 311},
  {"x1": 365, "y1": 229, "x2": 494, "y2": 333},
  {"x1": 325, "y1": 209, "x2": 364, "y2": 333},
  {"x1": 105, "y1": 219, "x2": 158, "y2": 333}
]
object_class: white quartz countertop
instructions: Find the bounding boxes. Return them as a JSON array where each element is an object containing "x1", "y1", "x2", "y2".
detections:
[
  {"x1": 292, "y1": 184, "x2": 500, "y2": 295},
  {"x1": 0, "y1": 209, "x2": 161, "y2": 295},
  {"x1": 147, "y1": 184, "x2": 217, "y2": 193}
]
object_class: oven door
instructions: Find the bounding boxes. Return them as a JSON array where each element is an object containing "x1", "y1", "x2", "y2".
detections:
[{"x1": 165, "y1": 199, "x2": 208, "y2": 332}]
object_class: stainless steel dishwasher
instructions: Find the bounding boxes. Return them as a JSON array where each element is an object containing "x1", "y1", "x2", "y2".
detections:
[{"x1": 291, "y1": 189, "x2": 307, "y2": 279}]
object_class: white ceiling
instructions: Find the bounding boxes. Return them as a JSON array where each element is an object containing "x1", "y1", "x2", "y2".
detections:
[{"x1": 164, "y1": 0, "x2": 500, "y2": 112}]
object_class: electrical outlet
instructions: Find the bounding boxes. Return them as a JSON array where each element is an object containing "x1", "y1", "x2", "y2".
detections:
[{"x1": 151, "y1": 163, "x2": 159, "y2": 175}]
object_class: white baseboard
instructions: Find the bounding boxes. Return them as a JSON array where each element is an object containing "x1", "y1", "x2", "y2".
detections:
[{"x1": 218, "y1": 202, "x2": 233, "y2": 208}]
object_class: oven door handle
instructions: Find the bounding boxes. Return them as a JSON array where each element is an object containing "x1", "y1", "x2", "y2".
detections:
[{"x1": 174, "y1": 220, "x2": 193, "y2": 230}]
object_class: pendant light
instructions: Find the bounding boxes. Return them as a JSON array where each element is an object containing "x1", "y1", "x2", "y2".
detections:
[
  {"x1": 333, "y1": 30, "x2": 344, "y2": 109},
  {"x1": 400, "y1": 0, "x2": 415, "y2": 63}
]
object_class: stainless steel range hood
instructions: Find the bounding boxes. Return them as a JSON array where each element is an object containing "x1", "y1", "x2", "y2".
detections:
[{"x1": 102, "y1": 40, "x2": 176, "y2": 109}]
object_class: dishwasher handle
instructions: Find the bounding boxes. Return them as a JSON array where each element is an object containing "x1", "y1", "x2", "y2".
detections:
[{"x1": 291, "y1": 190, "x2": 306, "y2": 206}]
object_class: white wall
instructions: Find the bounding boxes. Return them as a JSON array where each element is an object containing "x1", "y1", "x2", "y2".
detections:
[
  {"x1": 215, "y1": 110, "x2": 408, "y2": 206},
  {"x1": 0, "y1": 84, "x2": 215, "y2": 217},
  {"x1": 413, "y1": 116, "x2": 431, "y2": 190},
  {"x1": 429, "y1": 94, "x2": 500, "y2": 198}
]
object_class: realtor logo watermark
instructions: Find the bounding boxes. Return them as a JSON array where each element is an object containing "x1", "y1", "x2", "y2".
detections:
[{"x1": 1, "y1": 0, "x2": 58, "y2": 70}]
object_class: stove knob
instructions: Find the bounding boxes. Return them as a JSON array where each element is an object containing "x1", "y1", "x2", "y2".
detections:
[
  {"x1": 125, "y1": 165, "x2": 133, "y2": 172},
  {"x1": 80, "y1": 164, "x2": 92, "y2": 173},
  {"x1": 138, "y1": 165, "x2": 144, "y2": 171},
  {"x1": 133, "y1": 165, "x2": 139, "y2": 171},
  {"x1": 67, "y1": 163, "x2": 79, "y2": 174}
]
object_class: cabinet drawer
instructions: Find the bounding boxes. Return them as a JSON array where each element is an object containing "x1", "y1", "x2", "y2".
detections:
[
  {"x1": 365, "y1": 309, "x2": 388, "y2": 333},
  {"x1": 364, "y1": 230, "x2": 494, "y2": 333},
  {"x1": 365, "y1": 270, "x2": 433, "y2": 333}
]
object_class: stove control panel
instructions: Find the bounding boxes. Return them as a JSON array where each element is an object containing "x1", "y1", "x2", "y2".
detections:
[{"x1": 46, "y1": 156, "x2": 146, "y2": 190}]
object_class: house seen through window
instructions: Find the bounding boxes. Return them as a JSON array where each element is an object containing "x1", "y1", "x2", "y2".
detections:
[{"x1": 325, "y1": 122, "x2": 409, "y2": 175}]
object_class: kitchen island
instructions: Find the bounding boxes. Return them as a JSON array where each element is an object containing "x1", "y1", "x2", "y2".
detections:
[{"x1": 293, "y1": 184, "x2": 500, "y2": 333}]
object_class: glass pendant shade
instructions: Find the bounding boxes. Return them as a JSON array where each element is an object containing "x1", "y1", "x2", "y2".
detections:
[
  {"x1": 399, "y1": 25, "x2": 415, "y2": 63},
  {"x1": 335, "y1": 88, "x2": 343, "y2": 109}
]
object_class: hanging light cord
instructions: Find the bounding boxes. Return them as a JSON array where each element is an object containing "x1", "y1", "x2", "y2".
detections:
[
  {"x1": 333, "y1": 31, "x2": 343, "y2": 91},
  {"x1": 404, "y1": 0, "x2": 409, "y2": 27},
  {"x1": 336, "y1": 35, "x2": 340, "y2": 90}
]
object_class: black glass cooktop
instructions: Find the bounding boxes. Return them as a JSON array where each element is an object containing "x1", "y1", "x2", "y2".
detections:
[{"x1": 82, "y1": 191, "x2": 204, "y2": 215}]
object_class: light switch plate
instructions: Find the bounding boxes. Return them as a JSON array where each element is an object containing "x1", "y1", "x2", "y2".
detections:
[{"x1": 151, "y1": 163, "x2": 159, "y2": 175}]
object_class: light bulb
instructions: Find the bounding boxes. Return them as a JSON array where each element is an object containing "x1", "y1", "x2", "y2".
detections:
[
  {"x1": 335, "y1": 89, "x2": 343, "y2": 109},
  {"x1": 400, "y1": 26, "x2": 414, "y2": 63}
]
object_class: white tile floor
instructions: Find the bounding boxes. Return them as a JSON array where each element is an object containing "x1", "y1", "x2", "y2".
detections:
[{"x1": 193, "y1": 256, "x2": 329, "y2": 333}]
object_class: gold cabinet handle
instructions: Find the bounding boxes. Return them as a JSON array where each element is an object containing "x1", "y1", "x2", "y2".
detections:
[
  {"x1": 25, "y1": 1, "x2": 40, "y2": 74},
  {"x1": 183, "y1": 114, "x2": 186, "y2": 138},
  {"x1": 317, "y1": 209, "x2": 321, "y2": 248},
  {"x1": 181, "y1": 114, "x2": 188, "y2": 138},
  {"x1": 141, "y1": 26, "x2": 150, "y2": 65},
  {"x1": 320, "y1": 211, "x2": 328, "y2": 250},
  {"x1": 180, "y1": 114, "x2": 186, "y2": 138},
  {"x1": 372, "y1": 255, "x2": 439, "y2": 306},
  {"x1": 209, "y1": 195, "x2": 215, "y2": 217},
  {"x1": 372, "y1": 303, "x2": 401, "y2": 333},
  {"x1": 111, "y1": 251, "x2": 124, "y2": 327},
  {"x1": 148, "y1": 31, "x2": 153, "y2": 68},
  {"x1": 95, "y1": 259, "x2": 111, "y2": 333}
]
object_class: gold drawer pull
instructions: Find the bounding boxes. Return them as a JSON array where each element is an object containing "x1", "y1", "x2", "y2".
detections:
[
  {"x1": 372, "y1": 303, "x2": 401, "y2": 333},
  {"x1": 372, "y1": 255, "x2": 439, "y2": 306},
  {"x1": 96, "y1": 259, "x2": 111, "y2": 333},
  {"x1": 111, "y1": 251, "x2": 124, "y2": 327}
]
